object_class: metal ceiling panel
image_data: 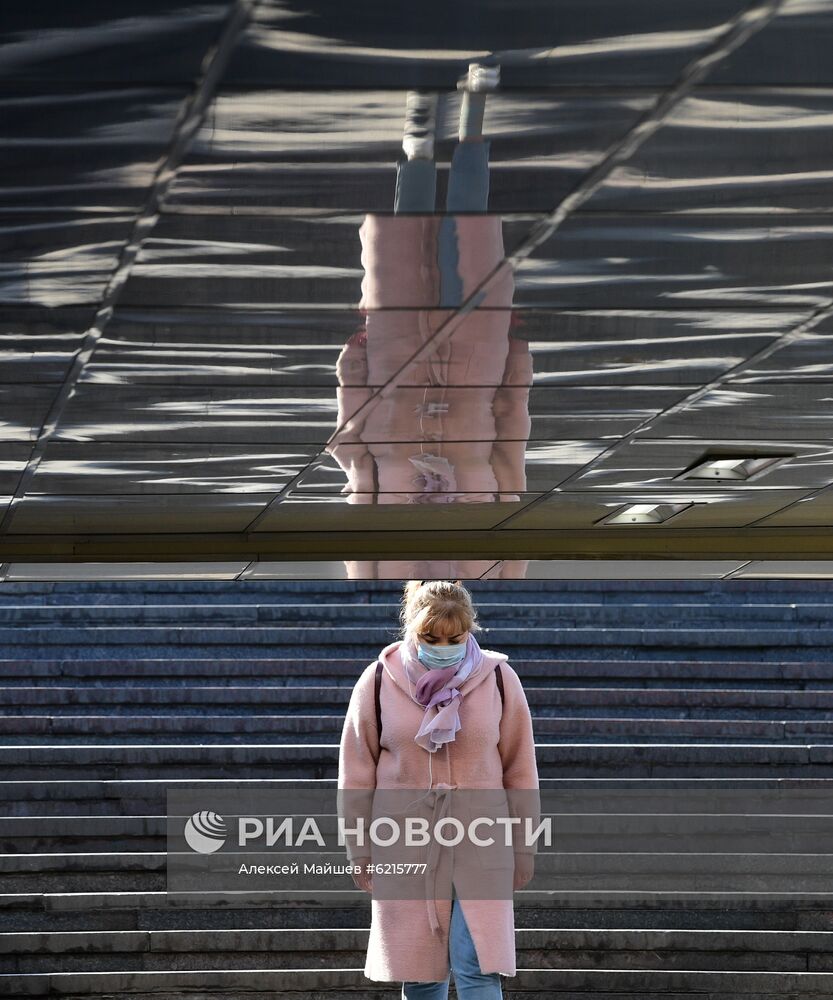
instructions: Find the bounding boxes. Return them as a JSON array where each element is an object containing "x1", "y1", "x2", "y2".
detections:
[
  {"x1": 500, "y1": 488, "x2": 811, "y2": 530},
  {"x1": 2, "y1": 0, "x2": 829, "y2": 574},
  {"x1": 567, "y1": 440, "x2": 833, "y2": 491},
  {"x1": 228, "y1": 0, "x2": 749, "y2": 88},
  {"x1": 166, "y1": 89, "x2": 655, "y2": 214},
  {"x1": 6, "y1": 493, "x2": 270, "y2": 534}
]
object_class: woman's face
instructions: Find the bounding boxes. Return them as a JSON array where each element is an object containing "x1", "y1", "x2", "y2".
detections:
[{"x1": 416, "y1": 619, "x2": 469, "y2": 647}]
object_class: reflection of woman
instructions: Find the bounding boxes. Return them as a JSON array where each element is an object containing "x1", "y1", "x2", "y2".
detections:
[
  {"x1": 326, "y1": 63, "x2": 533, "y2": 509},
  {"x1": 338, "y1": 580, "x2": 540, "y2": 998}
]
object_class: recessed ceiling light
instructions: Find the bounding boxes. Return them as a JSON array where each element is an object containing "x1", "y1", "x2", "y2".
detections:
[
  {"x1": 601, "y1": 502, "x2": 693, "y2": 526},
  {"x1": 677, "y1": 455, "x2": 790, "y2": 482}
]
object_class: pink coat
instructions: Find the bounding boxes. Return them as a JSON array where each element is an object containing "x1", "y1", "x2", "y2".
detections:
[{"x1": 338, "y1": 640, "x2": 540, "y2": 983}]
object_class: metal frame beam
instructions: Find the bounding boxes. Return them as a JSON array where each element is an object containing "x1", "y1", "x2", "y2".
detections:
[{"x1": 0, "y1": 525, "x2": 830, "y2": 562}]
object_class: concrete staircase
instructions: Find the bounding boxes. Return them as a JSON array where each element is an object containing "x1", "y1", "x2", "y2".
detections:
[{"x1": 2, "y1": 578, "x2": 833, "y2": 998}]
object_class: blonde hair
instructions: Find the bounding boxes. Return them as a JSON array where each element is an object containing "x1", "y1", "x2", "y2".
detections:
[{"x1": 399, "y1": 580, "x2": 480, "y2": 640}]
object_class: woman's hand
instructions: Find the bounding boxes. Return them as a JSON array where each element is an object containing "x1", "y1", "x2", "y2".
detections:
[
  {"x1": 351, "y1": 858, "x2": 373, "y2": 893},
  {"x1": 513, "y1": 853, "x2": 534, "y2": 891}
]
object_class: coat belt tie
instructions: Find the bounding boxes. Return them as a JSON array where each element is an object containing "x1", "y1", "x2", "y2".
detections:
[{"x1": 422, "y1": 782, "x2": 457, "y2": 935}]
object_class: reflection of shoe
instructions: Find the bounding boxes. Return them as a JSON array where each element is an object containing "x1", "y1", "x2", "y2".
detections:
[
  {"x1": 402, "y1": 133, "x2": 434, "y2": 160},
  {"x1": 457, "y1": 63, "x2": 499, "y2": 140},
  {"x1": 457, "y1": 62, "x2": 500, "y2": 92},
  {"x1": 402, "y1": 91, "x2": 438, "y2": 160}
]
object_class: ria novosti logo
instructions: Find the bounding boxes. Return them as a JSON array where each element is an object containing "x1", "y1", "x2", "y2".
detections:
[
  {"x1": 183, "y1": 811, "x2": 227, "y2": 854},
  {"x1": 178, "y1": 797, "x2": 549, "y2": 854}
]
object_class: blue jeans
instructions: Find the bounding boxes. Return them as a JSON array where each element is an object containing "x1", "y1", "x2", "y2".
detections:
[
  {"x1": 393, "y1": 141, "x2": 492, "y2": 309},
  {"x1": 401, "y1": 897, "x2": 503, "y2": 999},
  {"x1": 394, "y1": 140, "x2": 491, "y2": 214}
]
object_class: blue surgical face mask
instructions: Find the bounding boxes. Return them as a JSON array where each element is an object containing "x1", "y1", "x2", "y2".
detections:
[{"x1": 417, "y1": 638, "x2": 467, "y2": 670}]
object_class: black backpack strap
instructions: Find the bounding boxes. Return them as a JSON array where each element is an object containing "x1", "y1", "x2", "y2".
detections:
[
  {"x1": 495, "y1": 662, "x2": 505, "y2": 709},
  {"x1": 374, "y1": 660, "x2": 383, "y2": 739}
]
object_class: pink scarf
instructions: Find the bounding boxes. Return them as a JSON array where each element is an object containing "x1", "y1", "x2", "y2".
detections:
[{"x1": 401, "y1": 634, "x2": 484, "y2": 752}]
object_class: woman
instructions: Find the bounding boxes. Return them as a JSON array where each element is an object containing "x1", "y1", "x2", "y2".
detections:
[{"x1": 338, "y1": 580, "x2": 540, "y2": 998}]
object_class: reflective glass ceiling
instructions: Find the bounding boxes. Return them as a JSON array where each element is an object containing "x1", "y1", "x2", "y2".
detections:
[{"x1": 3, "y1": 0, "x2": 833, "y2": 580}]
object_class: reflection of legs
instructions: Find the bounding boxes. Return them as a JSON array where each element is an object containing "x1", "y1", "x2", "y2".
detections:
[
  {"x1": 449, "y1": 899, "x2": 503, "y2": 999},
  {"x1": 394, "y1": 91, "x2": 438, "y2": 213},
  {"x1": 446, "y1": 63, "x2": 499, "y2": 213},
  {"x1": 458, "y1": 63, "x2": 500, "y2": 139},
  {"x1": 395, "y1": 158, "x2": 437, "y2": 213},
  {"x1": 446, "y1": 141, "x2": 490, "y2": 213}
]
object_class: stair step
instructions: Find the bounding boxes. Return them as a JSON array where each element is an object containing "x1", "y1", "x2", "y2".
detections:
[
  {"x1": 2, "y1": 966, "x2": 832, "y2": 996},
  {"x1": 4, "y1": 891, "x2": 831, "y2": 929},
  {"x1": 3, "y1": 808, "x2": 831, "y2": 855},
  {"x1": 1, "y1": 602, "x2": 831, "y2": 626},
  {"x1": 3, "y1": 775, "x2": 829, "y2": 812},
  {"x1": 8, "y1": 714, "x2": 833, "y2": 743},
  {"x1": 2, "y1": 926, "x2": 830, "y2": 975},
  {"x1": 1, "y1": 743, "x2": 831, "y2": 781},
  {"x1": 4, "y1": 626, "x2": 833, "y2": 662},
  {"x1": 6, "y1": 658, "x2": 833, "y2": 688},
  {"x1": 7, "y1": 685, "x2": 833, "y2": 717},
  {"x1": 4, "y1": 924, "x2": 829, "y2": 956},
  {"x1": 2, "y1": 849, "x2": 830, "y2": 895},
  {"x1": 6, "y1": 657, "x2": 833, "y2": 687},
  {"x1": 0, "y1": 991, "x2": 399, "y2": 1000},
  {"x1": 0, "y1": 991, "x2": 809, "y2": 1000},
  {"x1": 1, "y1": 580, "x2": 830, "y2": 603}
]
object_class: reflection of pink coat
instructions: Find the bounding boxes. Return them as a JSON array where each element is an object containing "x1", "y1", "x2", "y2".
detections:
[
  {"x1": 344, "y1": 559, "x2": 529, "y2": 580},
  {"x1": 338, "y1": 640, "x2": 540, "y2": 983},
  {"x1": 327, "y1": 215, "x2": 532, "y2": 502}
]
